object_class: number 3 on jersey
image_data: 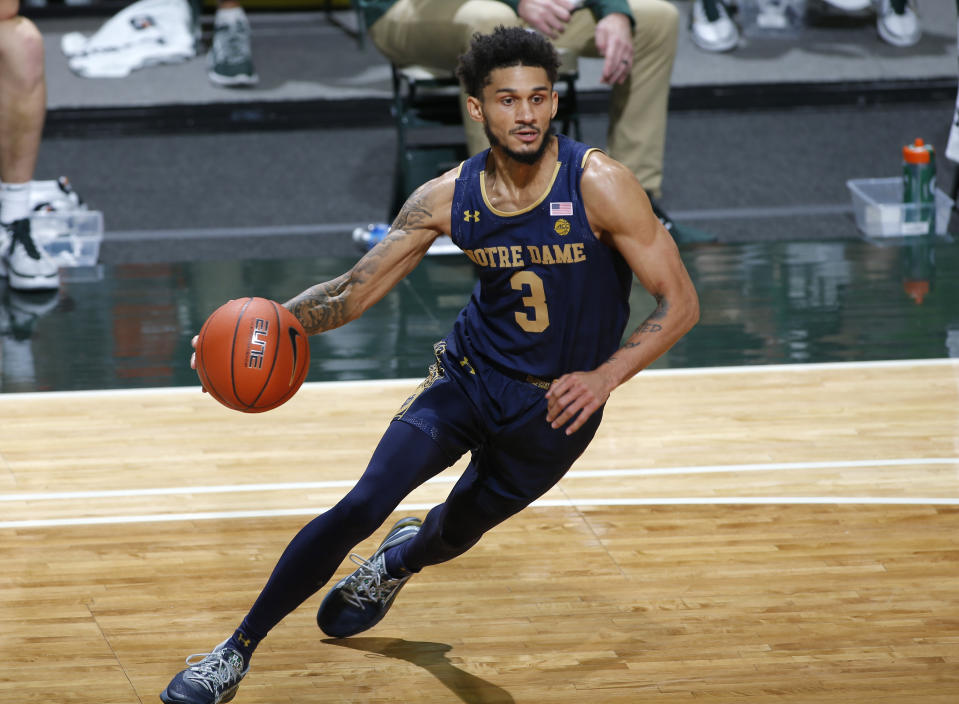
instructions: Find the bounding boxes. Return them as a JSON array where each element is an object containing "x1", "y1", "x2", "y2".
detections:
[{"x1": 510, "y1": 271, "x2": 550, "y2": 333}]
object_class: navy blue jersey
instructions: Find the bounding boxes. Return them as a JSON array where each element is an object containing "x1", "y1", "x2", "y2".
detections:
[{"x1": 448, "y1": 134, "x2": 634, "y2": 380}]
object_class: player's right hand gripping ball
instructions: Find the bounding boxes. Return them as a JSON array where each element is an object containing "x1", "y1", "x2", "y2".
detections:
[{"x1": 195, "y1": 297, "x2": 310, "y2": 412}]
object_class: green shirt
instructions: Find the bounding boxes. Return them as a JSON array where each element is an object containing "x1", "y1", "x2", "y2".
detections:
[{"x1": 361, "y1": 0, "x2": 635, "y2": 32}]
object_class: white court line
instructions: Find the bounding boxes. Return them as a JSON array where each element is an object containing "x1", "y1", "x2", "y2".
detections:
[
  {"x1": 2, "y1": 457, "x2": 956, "y2": 503},
  {"x1": 0, "y1": 357, "x2": 953, "y2": 402},
  {"x1": 1, "y1": 359, "x2": 956, "y2": 527},
  {"x1": 4, "y1": 496, "x2": 959, "y2": 529}
]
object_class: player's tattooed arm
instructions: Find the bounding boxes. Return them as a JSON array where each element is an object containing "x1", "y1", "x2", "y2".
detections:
[
  {"x1": 391, "y1": 184, "x2": 433, "y2": 232},
  {"x1": 284, "y1": 274, "x2": 352, "y2": 334},
  {"x1": 345, "y1": 185, "x2": 435, "y2": 288},
  {"x1": 610, "y1": 296, "x2": 667, "y2": 357},
  {"x1": 284, "y1": 172, "x2": 455, "y2": 335},
  {"x1": 283, "y1": 239, "x2": 413, "y2": 334}
]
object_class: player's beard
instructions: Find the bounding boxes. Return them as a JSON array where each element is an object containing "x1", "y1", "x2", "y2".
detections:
[{"x1": 484, "y1": 123, "x2": 555, "y2": 165}]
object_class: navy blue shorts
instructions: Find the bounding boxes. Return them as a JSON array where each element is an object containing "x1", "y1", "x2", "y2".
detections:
[{"x1": 394, "y1": 338, "x2": 603, "y2": 508}]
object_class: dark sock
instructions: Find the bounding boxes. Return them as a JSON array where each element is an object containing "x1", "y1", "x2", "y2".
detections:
[
  {"x1": 383, "y1": 544, "x2": 415, "y2": 578},
  {"x1": 224, "y1": 622, "x2": 263, "y2": 669}
]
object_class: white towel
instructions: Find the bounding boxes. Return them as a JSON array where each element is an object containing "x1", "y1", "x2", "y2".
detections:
[{"x1": 63, "y1": 0, "x2": 196, "y2": 78}]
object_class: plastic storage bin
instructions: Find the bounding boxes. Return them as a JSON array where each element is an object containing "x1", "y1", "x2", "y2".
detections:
[
  {"x1": 739, "y1": 0, "x2": 806, "y2": 38},
  {"x1": 846, "y1": 177, "x2": 952, "y2": 237},
  {"x1": 30, "y1": 210, "x2": 103, "y2": 266}
]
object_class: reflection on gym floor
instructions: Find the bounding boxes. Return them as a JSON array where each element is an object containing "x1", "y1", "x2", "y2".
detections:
[{"x1": 2, "y1": 236, "x2": 956, "y2": 394}]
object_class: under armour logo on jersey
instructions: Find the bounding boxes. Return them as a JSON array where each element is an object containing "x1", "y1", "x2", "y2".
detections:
[{"x1": 464, "y1": 210, "x2": 480, "y2": 223}]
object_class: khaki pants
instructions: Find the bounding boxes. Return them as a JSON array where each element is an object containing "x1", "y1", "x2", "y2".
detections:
[{"x1": 368, "y1": 0, "x2": 678, "y2": 196}]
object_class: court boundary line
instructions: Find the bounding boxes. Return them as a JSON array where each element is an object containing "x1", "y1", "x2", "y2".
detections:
[
  {"x1": 0, "y1": 357, "x2": 954, "y2": 401},
  {"x1": 4, "y1": 495, "x2": 959, "y2": 529},
  {"x1": 3, "y1": 457, "x2": 957, "y2": 503},
  {"x1": 2, "y1": 359, "x2": 956, "y2": 528}
]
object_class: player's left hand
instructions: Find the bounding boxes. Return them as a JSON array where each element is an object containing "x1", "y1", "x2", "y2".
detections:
[
  {"x1": 545, "y1": 369, "x2": 612, "y2": 435},
  {"x1": 189, "y1": 334, "x2": 207, "y2": 394},
  {"x1": 595, "y1": 13, "x2": 633, "y2": 85}
]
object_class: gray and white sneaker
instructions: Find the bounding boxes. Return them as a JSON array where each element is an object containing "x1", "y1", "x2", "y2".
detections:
[
  {"x1": 877, "y1": 0, "x2": 921, "y2": 47},
  {"x1": 30, "y1": 177, "x2": 86, "y2": 213},
  {"x1": 29, "y1": 177, "x2": 89, "y2": 247},
  {"x1": 160, "y1": 640, "x2": 249, "y2": 704},
  {"x1": 317, "y1": 516, "x2": 422, "y2": 638},
  {"x1": 2, "y1": 219, "x2": 59, "y2": 291},
  {"x1": 208, "y1": 9, "x2": 258, "y2": 87},
  {"x1": 690, "y1": 0, "x2": 740, "y2": 52},
  {"x1": 819, "y1": 0, "x2": 871, "y2": 9}
]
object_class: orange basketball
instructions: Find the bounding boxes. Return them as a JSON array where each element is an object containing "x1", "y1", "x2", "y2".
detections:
[{"x1": 195, "y1": 297, "x2": 310, "y2": 413}]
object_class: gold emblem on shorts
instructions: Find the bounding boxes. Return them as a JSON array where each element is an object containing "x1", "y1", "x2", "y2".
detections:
[{"x1": 554, "y1": 218, "x2": 570, "y2": 236}]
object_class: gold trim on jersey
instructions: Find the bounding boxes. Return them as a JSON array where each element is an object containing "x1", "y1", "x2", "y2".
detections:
[
  {"x1": 479, "y1": 161, "x2": 562, "y2": 217},
  {"x1": 581, "y1": 147, "x2": 604, "y2": 169}
]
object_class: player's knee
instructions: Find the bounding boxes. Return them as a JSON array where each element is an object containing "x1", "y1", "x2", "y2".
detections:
[
  {"x1": 0, "y1": 16, "x2": 45, "y2": 88},
  {"x1": 457, "y1": 2, "x2": 521, "y2": 42},
  {"x1": 627, "y1": 0, "x2": 679, "y2": 50},
  {"x1": 442, "y1": 493, "x2": 523, "y2": 549},
  {"x1": 330, "y1": 492, "x2": 395, "y2": 542}
]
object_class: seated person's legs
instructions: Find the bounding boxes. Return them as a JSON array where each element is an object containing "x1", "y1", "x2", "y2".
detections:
[
  {"x1": 0, "y1": 5, "x2": 60, "y2": 291},
  {"x1": 368, "y1": 0, "x2": 521, "y2": 156},
  {"x1": 372, "y1": 0, "x2": 679, "y2": 196},
  {"x1": 553, "y1": 0, "x2": 678, "y2": 198},
  {"x1": 0, "y1": 3, "x2": 45, "y2": 202}
]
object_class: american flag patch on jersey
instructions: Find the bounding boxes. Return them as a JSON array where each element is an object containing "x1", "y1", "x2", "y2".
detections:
[{"x1": 550, "y1": 201, "x2": 573, "y2": 216}]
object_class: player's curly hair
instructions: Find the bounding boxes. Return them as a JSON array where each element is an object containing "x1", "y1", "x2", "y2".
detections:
[{"x1": 456, "y1": 26, "x2": 561, "y2": 99}]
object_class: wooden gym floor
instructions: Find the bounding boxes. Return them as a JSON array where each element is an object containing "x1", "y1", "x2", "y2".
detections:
[{"x1": 2, "y1": 358, "x2": 958, "y2": 703}]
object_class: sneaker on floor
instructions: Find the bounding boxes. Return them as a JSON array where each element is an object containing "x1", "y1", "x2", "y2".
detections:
[
  {"x1": 819, "y1": 0, "x2": 871, "y2": 9},
  {"x1": 877, "y1": 0, "x2": 921, "y2": 47},
  {"x1": 29, "y1": 177, "x2": 89, "y2": 246},
  {"x1": 208, "y1": 9, "x2": 258, "y2": 87},
  {"x1": 160, "y1": 640, "x2": 249, "y2": 704},
  {"x1": 2, "y1": 219, "x2": 60, "y2": 291},
  {"x1": 647, "y1": 193, "x2": 720, "y2": 244},
  {"x1": 647, "y1": 193, "x2": 678, "y2": 237},
  {"x1": 317, "y1": 516, "x2": 422, "y2": 638},
  {"x1": 30, "y1": 177, "x2": 86, "y2": 214},
  {"x1": 690, "y1": 0, "x2": 740, "y2": 53}
]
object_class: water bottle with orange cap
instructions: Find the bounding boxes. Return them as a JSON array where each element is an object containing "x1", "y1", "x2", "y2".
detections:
[{"x1": 902, "y1": 138, "x2": 935, "y2": 233}]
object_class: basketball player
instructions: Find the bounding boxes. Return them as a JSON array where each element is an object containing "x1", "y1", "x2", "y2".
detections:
[{"x1": 160, "y1": 26, "x2": 699, "y2": 704}]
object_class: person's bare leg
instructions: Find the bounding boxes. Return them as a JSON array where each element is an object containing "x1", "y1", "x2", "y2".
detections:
[{"x1": 0, "y1": 2, "x2": 45, "y2": 198}]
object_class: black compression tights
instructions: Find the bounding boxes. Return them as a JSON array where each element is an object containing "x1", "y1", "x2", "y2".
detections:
[{"x1": 238, "y1": 421, "x2": 450, "y2": 642}]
